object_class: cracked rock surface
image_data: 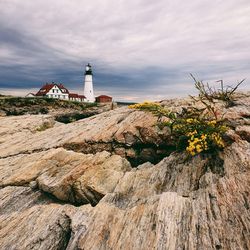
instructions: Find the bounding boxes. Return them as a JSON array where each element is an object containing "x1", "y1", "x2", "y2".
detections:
[{"x1": 0, "y1": 94, "x2": 250, "y2": 249}]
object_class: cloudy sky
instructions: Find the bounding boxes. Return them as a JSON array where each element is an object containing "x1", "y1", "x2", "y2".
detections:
[{"x1": 0, "y1": 0, "x2": 249, "y2": 101}]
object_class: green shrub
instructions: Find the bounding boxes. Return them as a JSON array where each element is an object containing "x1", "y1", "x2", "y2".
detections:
[
  {"x1": 128, "y1": 74, "x2": 241, "y2": 157},
  {"x1": 36, "y1": 121, "x2": 53, "y2": 132},
  {"x1": 39, "y1": 107, "x2": 49, "y2": 114},
  {"x1": 129, "y1": 102, "x2": 228, "y2": 156}
]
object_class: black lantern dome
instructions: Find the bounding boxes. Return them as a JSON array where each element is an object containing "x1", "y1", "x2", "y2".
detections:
[{"x1": 85, "y1": 63, "x2": 92, "y2": 75}]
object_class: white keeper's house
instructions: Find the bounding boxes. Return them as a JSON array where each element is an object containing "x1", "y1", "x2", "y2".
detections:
[{"x1": 34, "y1": 83, "x2": 86, "y2": 102}]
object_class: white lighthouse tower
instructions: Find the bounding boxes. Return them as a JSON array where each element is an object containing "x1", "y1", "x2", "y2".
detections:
[{"x1": 83, "y1": 63, "x2": 95, "y2": 102}]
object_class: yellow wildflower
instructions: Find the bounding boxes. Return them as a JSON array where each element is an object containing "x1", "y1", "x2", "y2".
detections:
[
  {"x1": 186, "y1": 118, "x2": 193, "y2": 123},
  {"x1": 207, "y1": 120, "x2": 217, "y2": 127},
  {"x1": 201, "y1": 134, "x2": 207, "y2": 140}
]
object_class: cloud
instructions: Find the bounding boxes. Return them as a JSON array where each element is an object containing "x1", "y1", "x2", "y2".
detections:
[{"x1": 0, "y1": 0, "x2": 249, "y2": 101}]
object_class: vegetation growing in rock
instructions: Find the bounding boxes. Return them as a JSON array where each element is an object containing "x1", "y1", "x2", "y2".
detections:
[
  {"x1": 129, "y1": 102, "x2": 228, "y2": 156},
  {"x1": 190, "y1": 74, "x2": 245, "y2": 108},
  {"x1": 128, "y1": 75, "x2": 245, "y2": 156},
  {"x1": 36, "y1": 121, "x2": 54, "y2": 132},
  {"x1": 167, "y1": 116, "x2": 227, "y2": 156},
  {"x1": 0, "y1": 96, "x2": 97, "y2": 116}
]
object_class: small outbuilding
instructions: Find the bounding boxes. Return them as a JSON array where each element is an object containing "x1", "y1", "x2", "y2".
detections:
[
  {"x1": 69, "y1": 93, "x2": 86, "y2": 102},
  {"x1": 96, "y1": 95, "x2": 112, "y2": 103}
]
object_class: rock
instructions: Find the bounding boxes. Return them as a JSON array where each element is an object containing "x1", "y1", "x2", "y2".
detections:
[
  {"x1": 223, "y1": 140, "x2": 250, "y2": 175},
  {"x1": 68, "y1": 140, "x2": 250, "y2": 250},
  {"x1": 0, "y1": 114, "x2": 56, "y2": 137},
  {"x1": 0, "y1": 110, "x2": 6, "y2": 116},
  {"x1": 0, "y1": 148, "x2": 131, "y2": 206},
  {"x1": 0, "y1": 150, "x2": 56, "y2": 187},
  {"x1": 0, "y1": 93, "x2": 250, "y2": 249},
  {"x1": 0, "y1": 108, "x2": 163, "y2": 163},
  {"x1": 236, "y1": 125, "x2": 250, "y2": 142},
  {"x1": 36, "y1": 149, "x2": 131, "y2": 205},
  {"x1": 0, "y1": 203, "x2": 73, "y2": 250},
  {"x1": 125, "y1": 148, "x2": 136, "y2": 158},
  {"x1": 29, "y1": 181, "x2": 38, "y2": 189},
  {"x1": 0, "y1": 186, "x2": 55, "y2": 215},
  {"x1": 73, "y1": 153, "x2": 131, "y2": 205},
  {"x1": 0, "y1": 186, "x2": 75, "y2": 249}
]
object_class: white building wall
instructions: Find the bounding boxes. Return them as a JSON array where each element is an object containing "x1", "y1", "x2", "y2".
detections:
[
  {"x1": 46, "y1": 85, "x2": 69, "y2": 100},
  {"x1": 68, "y1": 96, "x2": 86, "y2": 102},
  {"x1": 83, "y1": 75, "x2": 95, "y2": 102}
]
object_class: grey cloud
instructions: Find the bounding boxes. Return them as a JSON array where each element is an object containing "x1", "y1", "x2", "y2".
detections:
[{"x1": 0, "y1": 0, "x2": 249, "y2": 101}]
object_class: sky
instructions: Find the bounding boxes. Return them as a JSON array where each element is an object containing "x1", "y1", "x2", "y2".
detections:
[{"x1": 0, "y1": 0, "x2": 249, "y2": 102}]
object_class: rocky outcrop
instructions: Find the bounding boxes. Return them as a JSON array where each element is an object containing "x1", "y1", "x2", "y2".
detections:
[
  {"x1": 0, "y1": 148, "x2": 131, "y2": 206},
  {"x1": 0, "y1": 188, "x2": 73, "y2": 250},
  {"x1": 0, "y1": 108, "x2": 170, "y2": 166},
  {"x1": 0, "y1": 93, "x2": 249, "y2": 249}
]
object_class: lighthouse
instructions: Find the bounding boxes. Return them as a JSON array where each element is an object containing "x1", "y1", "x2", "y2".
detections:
[{"x1": 83, "y1": 63, "x2": 95, "y2": 102}]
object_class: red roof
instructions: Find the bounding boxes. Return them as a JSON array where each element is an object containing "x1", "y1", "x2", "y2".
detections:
[
  {"x1": 69, "y1": 93, "x2": 78, "y2": 98},
  {"x1": 36, "y1": 83, "x2": 54, "y2": 96},
  {"x1": 35, "y1": 83, "x2": 69, "y2": 96},
  {"x1": 96, "y1": 95, "x2": 112, "y2": 98},
  {"x1": 69, "y1": 93, "x2": 85, "y2": 99},
  {"x1": 58, "y1": 84, "x2": 69, "y2": 94}
]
